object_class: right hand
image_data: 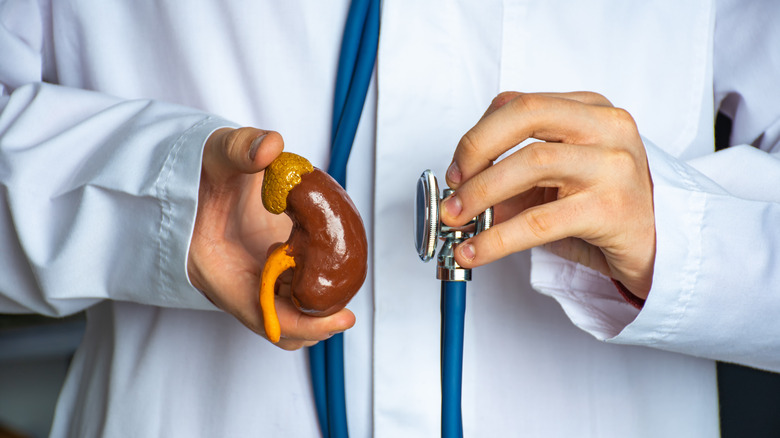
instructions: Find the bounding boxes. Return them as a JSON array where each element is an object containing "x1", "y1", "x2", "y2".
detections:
[
  {"x1": 187, "y1": 127, "x2": 356, "y2": 350},
  {"x1": 440, "y1": 92, "x2": 656, "y2": 298}
]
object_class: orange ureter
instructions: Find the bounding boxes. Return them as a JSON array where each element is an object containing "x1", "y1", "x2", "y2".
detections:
[{"x1": 259, "y1": 243, "x2": 296, "y2": 343}]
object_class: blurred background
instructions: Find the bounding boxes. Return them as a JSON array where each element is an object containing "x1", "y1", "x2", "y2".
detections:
[{"x1": 0, "y1": 314, "x2": 84, "y2": 438}]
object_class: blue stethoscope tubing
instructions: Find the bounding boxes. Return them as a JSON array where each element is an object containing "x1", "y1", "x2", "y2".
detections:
[
  {"x1": 309, "y1": 0, "x2": 379, "y2": 437},
  {"x1": 328, "y1": 0, "x2": 380, "y2": 186},
  {"x1": 441, "y1": 281, "x2": 466, "y2": 438},
  {"x1": 313, "y1": 0, "x2": 465, "y2": 436}
]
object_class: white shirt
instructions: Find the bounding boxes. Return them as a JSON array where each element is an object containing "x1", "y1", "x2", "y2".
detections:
[{"x1": 1, "y1": 0, "x2": 778, "y2": 436}]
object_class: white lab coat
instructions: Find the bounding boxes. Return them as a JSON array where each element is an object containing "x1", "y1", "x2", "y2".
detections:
[{"x1": 1, "y1": 0, "x2": 779, "y2": 436}]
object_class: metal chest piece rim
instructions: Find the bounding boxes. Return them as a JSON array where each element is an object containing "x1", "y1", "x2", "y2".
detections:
[{"x1": 415, "y1": 169, "x2": 440, "y2": 262}]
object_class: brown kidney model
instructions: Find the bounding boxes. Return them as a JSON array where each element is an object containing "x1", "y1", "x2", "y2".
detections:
[{"x1": 259, "y1": 152, "x2": 368, "y2": 342}]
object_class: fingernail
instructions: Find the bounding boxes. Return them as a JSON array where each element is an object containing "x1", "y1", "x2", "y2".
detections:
[
  {"x1": 248, "y1": 134, "x2": 267, "y2": 161},
  {"x1": 459, "y1": 242, "x2": 475, "y2": 262},
  {"x1": 442, "y1": 194, "x2": 462, "y2": 218},
  {"x1": 328, "y1": 330, "x2": 345, "y2": 337},
  {"x1": 446, "y1": 161, "x2": 462, "y2": 185}
]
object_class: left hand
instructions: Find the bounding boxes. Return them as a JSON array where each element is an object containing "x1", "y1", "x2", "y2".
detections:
[
  {"x1": 188, "y1": 127, "x2": 355, "y2": 350},
  {"x1": 440, "y1": 91, "x2": 656, "y2": 299}
]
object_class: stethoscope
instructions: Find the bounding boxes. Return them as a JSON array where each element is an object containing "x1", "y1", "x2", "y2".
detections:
[
  {"x1": 310, "y1": 0, "x2": 378, "y2": 437},
  {"x1": 415, "y1": 170, "x2": 493, "y2": 438},
  {"x1": 312, "y1": 1, "x2": 491, "y2": 437}
]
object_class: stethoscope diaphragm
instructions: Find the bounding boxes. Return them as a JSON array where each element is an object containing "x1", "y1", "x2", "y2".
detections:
[{"x1": 415, "y1": 169, "x2": 441, "y2": 262}]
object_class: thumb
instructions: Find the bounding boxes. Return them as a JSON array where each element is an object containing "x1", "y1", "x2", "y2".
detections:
[{"x1": 204, "y1": 127, "x2": 284, "y2": 180}]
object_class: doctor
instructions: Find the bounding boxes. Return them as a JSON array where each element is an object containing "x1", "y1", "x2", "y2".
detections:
[{"x1": 1, "y1": 1, "x2": 779, "y2": 437}]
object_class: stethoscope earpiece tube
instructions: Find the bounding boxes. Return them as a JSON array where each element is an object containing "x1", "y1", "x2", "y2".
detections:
[
  {"x1": 325, "y1": 333, "x2": 349, "y2": 438},
  {"x1": 310, "y1": 0, "x2": 379, "y2": 437},
  {"x1": 309, "y1": 344, "x2": 329, "y2": 437}
]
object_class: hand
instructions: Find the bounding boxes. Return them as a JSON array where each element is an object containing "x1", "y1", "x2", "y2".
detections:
[
  {"x1": 440, "y1": 92, "x2": 656, "y2": 299},
  {"x1": 187, "y1": 127, "x2": 355, "y2": 350}
]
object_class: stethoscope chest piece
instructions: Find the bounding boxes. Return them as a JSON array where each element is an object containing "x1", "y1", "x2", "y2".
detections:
[
  {"x1": 414, "y1": 169, "x2": 493, "y2": 281},
  {"x1": 415, "y1": 169, "x2": 441, "y2": 262}
]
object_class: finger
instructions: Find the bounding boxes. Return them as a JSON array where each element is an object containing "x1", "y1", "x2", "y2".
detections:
[
  {"x1": 479, "y1": 92, "x2": 521, "y2": 119},
  {"x1": 475, "y1": 92, "x2": 607, "y2": 133},
  {"x1": 453, "y1": 194, "x2": 595, "y2": 268},
  {"x1": 266, "y1": 242, "x2": 284, "y2": 257},
  {"x1": 275, "y1": 339, "x2": 320, "y2": 351},
  {"x1": 441, "y1": 141, "x2": 599, "y2": 226},
  {"x1": 275, "y1": 297, "x2": 356, "y2": 343},
  {"x1": 542, "y1": 91, "x2": 614, "y2": 107},
  {"x1": 204, "y1": 127, "x2": 284, "y2": 181},
  {"x1": 543, "y1": 237, "x2": 611, "y2": 277},
  {"x1": 490, "y1": 187, "x2": 556, "y2": 225},
  {"x1": 481, "y1": 91, "x2": 613, "y2": 122},
  {"x1": 273, "y1": 269, "x2": 293, "y2": 298},
  {"x1": 446, "y1": 91, "x2": 613, "y2": 187},
  {"x1": 447, "y1": 94, "x2": 626, "y2": 188},
  {"x1": 449, "y1": 92, "x2": 611, "y2": 186}
]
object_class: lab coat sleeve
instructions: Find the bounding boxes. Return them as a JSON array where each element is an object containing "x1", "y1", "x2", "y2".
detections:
[
  {"x1": 531, "y1": 0, "x2": 780, "y2": 372},
  {"x1": 0, "y1": 4, "x2": 237, "y2": 316}
]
